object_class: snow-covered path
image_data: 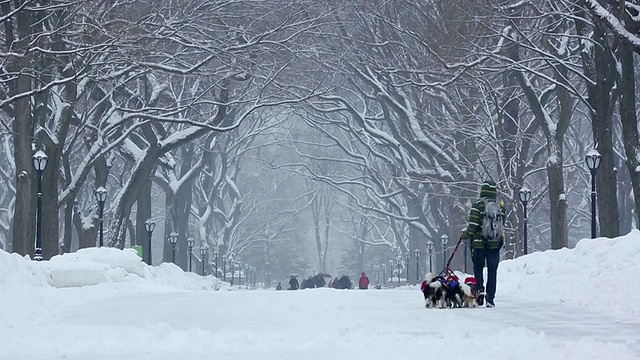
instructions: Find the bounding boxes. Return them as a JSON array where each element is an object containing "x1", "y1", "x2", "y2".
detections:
[{"x1": 4, "y1": 287, "x2": 638, "y2": 360}]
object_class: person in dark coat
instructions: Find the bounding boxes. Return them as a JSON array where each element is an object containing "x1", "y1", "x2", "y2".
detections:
[
  {"x1": 336, "y1": 275, "x2": 352, "y2": 289},
  {"x1": 288, "y1": 276, "x2": 299, "y2": 290},
  {"x1": 358, "y1": 272, "x2": 369, "y2": 289},
  {"x1": 276, "y1": 282, "x2": 282, "y2": 290}
]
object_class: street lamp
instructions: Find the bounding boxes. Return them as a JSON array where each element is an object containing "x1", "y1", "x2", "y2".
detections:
[
  {"x1": 414, "y1": 249, "x2": 421, "y2": 281},
  {"x1": 519, "y1": 186, "x2": 532, "y2": 255},
  {"x1": 94, "y1": 186, "x2": 107, "y2": 247},
  {"x1": 389, "y1": 259, "x2": 394, "y2": 283},
  {"x1": 440, "y1": 234, "x2": 449, "y2": 269},
  {"x1": 222, "y1": 255, "x2": 227, "y2": 281},
  {"x1": 427, "y1": 240, "x2": 434, "y2": 272},
  {"x1": 168, "y1": 232, "x2": 178, "y2": 263},
  {"x1": 231, "y1": 261, "x2": 237, "y2": 286},
  {"x1": 200, "y1": 244, "x2": 209, "y2": 276},
  {"x1": 396, "y1": 258, "x2": 401, "y2": 284},
  {"x1": 404, "y1": 252, "x2": 411, "y2": 284},
  {"x1": 32, "y1": 150, "x2": 48, "y2": 261},
  {"x1": 373, "y1": 264, "x2": 379, "y2": 285},
  {"x1": 381, "y1": 263, "x2": 386, "y2": 286},
  {"x1": 585, "y1": 149, "x2": 601, "y2": 239},
  {"x1": 186, "y1": 237, "x2": 195, "y2": 272},
  {"x1": 244, "y1": 263, "x2": 249, "y2": 288},
  {"x1": 144, "y1": 220, "x2": 155, "y2": 265},
  {"x1": 253, "y1": 266, "x2": 257, "y2": 287}
]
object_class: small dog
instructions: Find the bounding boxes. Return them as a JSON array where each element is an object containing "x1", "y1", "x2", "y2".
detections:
[
  {"x1": 444, "y1": 274, "x2": 464, "y2": 308},
  {"x1": 460, "y1": 277, "x2": 479, "y2": 308},
  {"x1": 421, "y1": 273, "x2": 448, "y2": 308}
]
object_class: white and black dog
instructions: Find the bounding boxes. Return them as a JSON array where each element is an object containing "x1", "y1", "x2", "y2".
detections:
[
  {"x1": 459, "y1": 277, "x2": 479, "y2": 308},
  {"x1": 421, "y1": 273, "x2": 448, "y2": 309}
]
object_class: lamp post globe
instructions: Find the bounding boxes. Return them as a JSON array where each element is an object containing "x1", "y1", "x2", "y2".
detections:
[
  {"x1": 186, "y1": 237, "x2": 195, "y2": 272},
  {"x1": 93, "y1": 186, "x2": 107, "y2": 247},
  {"x1": 519, "y1": 186, "x2": 532, "y2": 256},
  {"x1": 585, "y1": 149, "x2": 601, "y2": 239},
  {"x1": 440, "y1": 234, "x2": 449, "y2": 269},
  {"x1": 426, "y1": 240, "x2": 434, "y2": 272},
  {"x1": 168, "y1": 232, "x2": 179, "y2": 263},
  {"x1": 32, "y1": 150, "x2": 48, "y2": 261},
  {"x1": 144, "y1": 220, "x2": 155, "y2": 265},
  {"x1": 200, "y1": 244, "x2": 208, "y2": 276}
]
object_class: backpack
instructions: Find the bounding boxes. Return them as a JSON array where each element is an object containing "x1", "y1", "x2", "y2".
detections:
[{"x1": 482, "y1": 199, "x2": 503, "y2": 241}]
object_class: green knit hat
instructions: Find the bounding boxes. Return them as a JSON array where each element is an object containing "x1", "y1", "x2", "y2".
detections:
[{"x1": 480, "y1": 180, "x2": 497, "y2": 199}]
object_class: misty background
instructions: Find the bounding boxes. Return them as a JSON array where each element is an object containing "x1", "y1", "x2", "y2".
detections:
[{"x1": 0, "y1": 0, "x2": 638, "y2": 285}]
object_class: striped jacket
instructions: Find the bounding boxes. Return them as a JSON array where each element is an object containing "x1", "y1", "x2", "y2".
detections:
[{"x1": 465, "y1": 181, "x2": 504, "y2": 250}]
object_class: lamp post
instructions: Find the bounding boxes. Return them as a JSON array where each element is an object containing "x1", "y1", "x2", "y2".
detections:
[
  {"x1": 404, "y1": 252, "x2": 410, "y2": 284},
  {"x1": 389, "y1": 260, "x2": 395, "y2": 283},
  {"x1": 373, "y1": 265, "x2": 379, "y2": 285},
  {"x1": 244, "y1": 263, "x2": 249, "y2": 288},
  {"x1": 32, "y1": 150, "x2": 48, "y2": 261},
  {"x1": 396, "y1": 258, "x2": 401, "y2": 284},
  {"x1": 187, "y1": 237, "x2": 195, "y2": 272},
  {"x1": 585, "y1": 149, "x2": 601, "y2": 239},
  {"x1": 144, "y1": 220, "x2": 155, "y2": 265},
  {"x1": 222, "y1": 255, "x2": 227, "y2": 281},
  {"x1": 94, "y1": 186, "x2": 107, "y2": 247},
  {"x1": 200, "y1": 244, "x2": 208, "y2": 276},
  {"x1": 168, "y1": 232, "x2": 178, "y2": 263},
  {"x1": 415, "y1": 249, "x2": 421, "y2": 282},
  {"x1": 426, "y1": 240, "x2": 434, "y2": 272},
  {"x1": 381, "y1": 263, "x2": 386, "y2": 286},
  {"x1": 440, "y1": 234, "x2": 449, "y2": 269},
  {"x1": 254, "y1": 266, "x2": 258, "y2": 287},
  {"x1": 231, "y1": 261, "x2": 236, "y2": 286},
  {"x1": 519, "y1": 186, "x2": 532, "y2": 255}
]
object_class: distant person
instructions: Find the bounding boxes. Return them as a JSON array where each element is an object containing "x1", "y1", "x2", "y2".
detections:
[
  {"x1": 276, "y1": 282, "x2": 282, "y2": 290},
  {"x1": 358, "y1": 272, "x2": 369, "y2": 289},
  {"x1": 288, "y1": 276, "x2": 299, "y2": 290},
  {"x1": 336, "y1": 275, "x2": 352, "y2": 290}
]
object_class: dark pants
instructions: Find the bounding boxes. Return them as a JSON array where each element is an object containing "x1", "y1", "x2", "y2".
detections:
[{"x1": 472, "y1": 247, "x2": 500, "y2": 302}]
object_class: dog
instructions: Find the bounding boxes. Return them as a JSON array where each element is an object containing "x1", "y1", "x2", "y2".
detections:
[
  {"x1": 421, "y1": 273, "x2": 448, "y2": 308},
  {"x1": 460, "y1": 277, "x2": 479, "y2": 308},
  {"x1": 444, "y1": 274, "x2": 464, "y2": 308}
]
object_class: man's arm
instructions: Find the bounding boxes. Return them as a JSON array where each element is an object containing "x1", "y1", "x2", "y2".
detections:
[{"x1": 464, "y1": 200, "x2": 482, "y2": 239}]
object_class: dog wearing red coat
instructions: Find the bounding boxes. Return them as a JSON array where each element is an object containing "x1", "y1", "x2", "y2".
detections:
[
  {"x1": 460, "y1": 276, "x2": 479, "y2": 308},
  {"x1": 421, "y1": 273, "x2": 447, "y2": 309}
]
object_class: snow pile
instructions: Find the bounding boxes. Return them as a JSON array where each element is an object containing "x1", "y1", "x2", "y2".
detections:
[
  {"x1": 0, "y1": 251, "x2": 49, "y2": 290},
  {"x1": 499, "y1": 229, "x2": 640, "y2": 321},
  {"x1": 0, "y1": 247, "x2": 221, "y2": 292}
]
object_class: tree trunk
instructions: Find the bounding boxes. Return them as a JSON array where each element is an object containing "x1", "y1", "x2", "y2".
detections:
[
  {"x1": 4, "y1": 2, "x2": 36, "y2": 257},
  {"x1": 591, "y1": 23, "x2": 620, "y2": 238},
  {"x1": 615, "y1": 25, "x2": 640, "y2": 230},
  {"x1": 136, "y1": 179, "x2": 152, "y2": 263}
]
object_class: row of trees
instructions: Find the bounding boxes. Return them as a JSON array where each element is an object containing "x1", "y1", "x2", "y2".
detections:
[{"x1": 0, "y1": 1, "x2": 638, "y2": 278}]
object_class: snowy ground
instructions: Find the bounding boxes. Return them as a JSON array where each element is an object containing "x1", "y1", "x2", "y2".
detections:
[{"x1": 1, "y1": 231, "x2": 640, "y2": 360}]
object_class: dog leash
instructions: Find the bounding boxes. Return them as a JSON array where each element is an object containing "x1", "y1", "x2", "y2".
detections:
[{"x1": 437, "y1": 236, "x2": 464, "y2": 277}]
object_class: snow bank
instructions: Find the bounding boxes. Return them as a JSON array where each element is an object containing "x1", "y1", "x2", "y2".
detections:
[
  {"x1": 0, "y1": 247, "x2": 221, "y2": 292},
  {"x1": 0, "y1": 251, "x2": 48, "y2": 290},
  {"x1": 499, "y1": 229, "x2": 640, "y2": 321}
]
